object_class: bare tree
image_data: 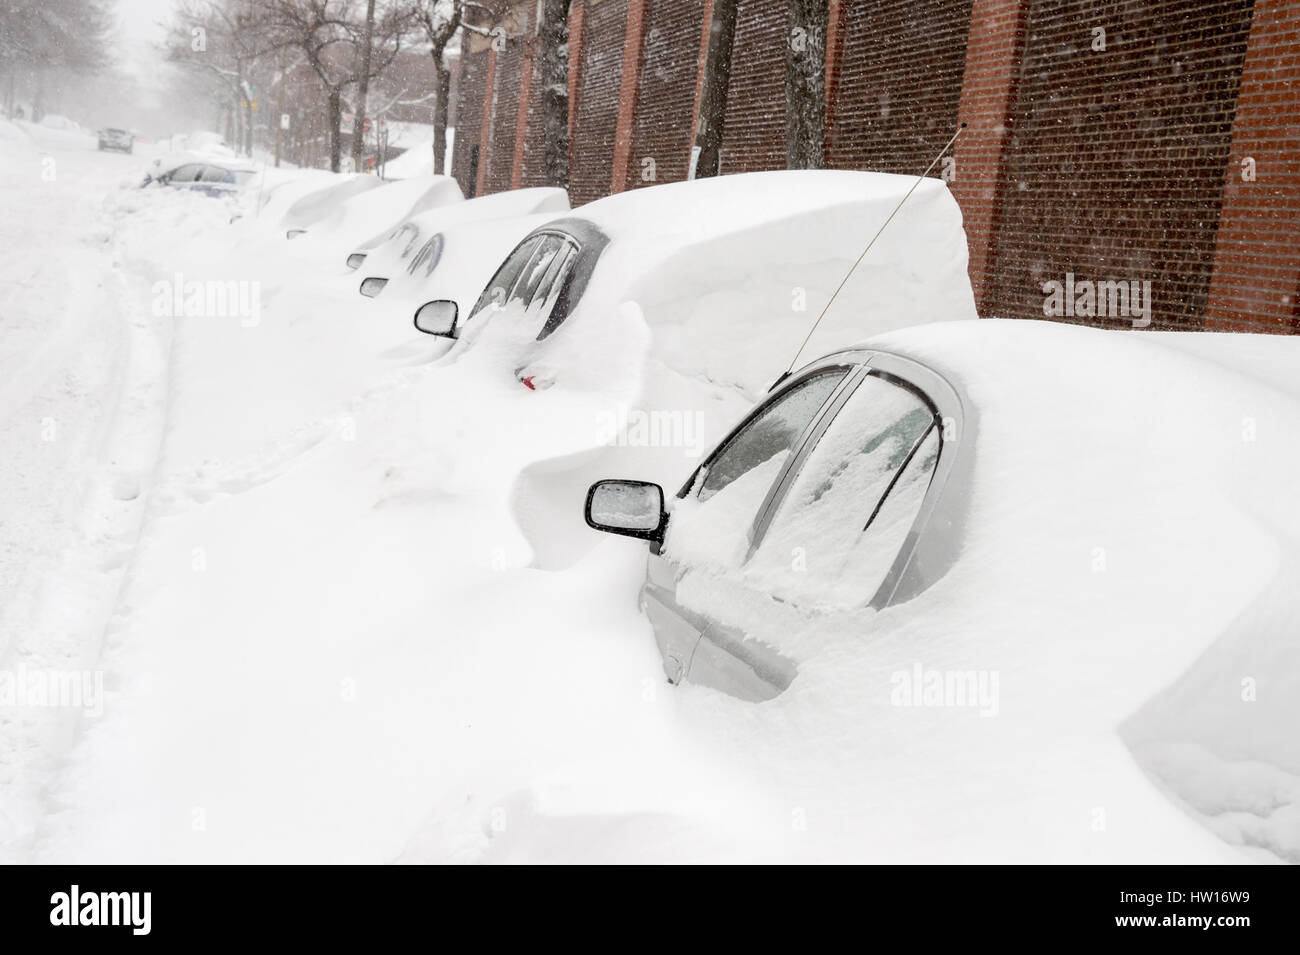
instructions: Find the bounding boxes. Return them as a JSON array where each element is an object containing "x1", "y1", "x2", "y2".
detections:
[
  {"x1": 261, "y1": 0, "x2": 410, "y2": 172},
  {"x1": 411, "y1": 0, "x2": 462, "y2": 177},
  {"x1": 349, "y1": 0, "x2": 378, "y2": 170},
  {"x1": 168, "y1": 1, "x2": 287, "y2": 156},
  {"x1": 1, "y1": 0, "x2": 113, "y2": 120},
  {"x1": 693, "y1": 0, "x2": 738, "y2": 179}
]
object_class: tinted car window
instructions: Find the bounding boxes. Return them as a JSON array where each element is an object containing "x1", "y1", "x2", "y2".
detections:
[
  {"x1": 513, "y1": 234, "x2": 568, "y2": 307},
  {"x1": 697, "y1": 369, "x2": 848, "y2": 502},
  {"x1": 747, "y1": 372, "x2": 939, "y2": 609},
  {"x1": 393, "y1": 223, "x2": 421, "y2": 258},
  {"x1": 666, "y1": 368, "x2": 850, "y2": 568},
  {"x1": 199, "y1": 166, "x2": 231, "y2": 183},
  {"x1": 471, "y1": 236, "x2": 543, "y2": 318},
  {"x1": 525, "y1": 243, "x2": 577, "y2": 324},
  {"x1": 167, "y1": 164, "x2": 202, "y2": 183},
  {"x1": 408, "y1": 233, "x2": 445, "y2": 276}
]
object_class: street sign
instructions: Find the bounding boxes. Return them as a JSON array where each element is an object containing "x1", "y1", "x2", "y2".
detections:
[{"x1": 280, "y1": 113, "x2": 290, "y2": 130}]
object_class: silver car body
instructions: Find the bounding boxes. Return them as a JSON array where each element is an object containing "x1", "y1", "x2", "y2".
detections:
[{"x1": 636, "y1": 344, "x2": 974, "y2": 701}]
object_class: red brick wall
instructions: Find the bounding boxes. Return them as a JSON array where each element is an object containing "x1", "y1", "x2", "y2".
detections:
[
  {"x1": 610, "y1": 0, "x2": 649, "y2": 192},
  {"x1": 570, "y1": 0, "x2": 630, "y2": 204},
  {"x1": 987, "y1": 0, "x2": 1255, "y2": 330},
  {"x1": 450, "y1": 0, "x2": 1300, "y2": 337},
  {"x1": 451, "y1": 48, "x2": 488, "y2": 195},
  {"x1": 623, "y1": 0, "x2": 707, "y2": 190},
  {"x1": 826, "y1": 0, "x2": 971, "y2": 174},
  {"x1": 718, "y1": 0, "x2": 787, "y2": 173},
  {"x1": 1205, "y1": 0, "x2": 1300, "y2": 333},
  {"x1": 484, "y1": 5, "x2": 535, "y2": 195},
  {"x1": 952, "y1": 0, "x2": 1029, "y2": 313}
]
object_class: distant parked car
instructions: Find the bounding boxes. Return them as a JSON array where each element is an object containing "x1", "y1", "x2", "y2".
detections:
[
  {"x1": 98, "y1": 128, "x2": 134, "y2": 153},
  {"x1": 143, "y1": 161, "x2": 255, "y2": 197}
]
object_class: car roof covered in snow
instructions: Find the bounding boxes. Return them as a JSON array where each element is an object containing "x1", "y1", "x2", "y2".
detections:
[
  {"x1": 356, "y1": 186, "x2": 569, "y2": 252},
  {"x1": 566, "y1": 169, "x2": 942, "y2": 245},
  {"x1": 512, "y1": 169, "x2": 977, "y2": 397}
]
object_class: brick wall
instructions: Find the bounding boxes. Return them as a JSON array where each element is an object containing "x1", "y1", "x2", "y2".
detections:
[
  {"x1": 826, "y1": 0, "x2": 972, "y2": 174},
  {"x1": 451, "y1": 47, "x2": 487, "y2": 195},
  {"x1": 448, "y1": 0, "x2": 1300, "y2": 336},
  {"x1": 718, "y1": 0, "x2": 787, "y2": 173},
  {"x1": 570, "y1": 0, "x2": 630, "y2": 204},
  {"x1": 483, "y1": 4, "x2": 534, "y2": 195},
  {"x1": 622, "y1": 0, "x2": 706, "y2": 190},
  {"x1": 951, "y1": 0, "x2": 1029, "y2": 314},
  {"x1": 1205, "y1": 0, "x2": 1300, "y2": 333},
  {"x1": 987, "y1": 0, "x2": 1255, "y2": 330}
]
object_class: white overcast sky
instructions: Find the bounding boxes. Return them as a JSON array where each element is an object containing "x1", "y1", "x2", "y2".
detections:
[{"x1": 116, "y1": 0, "x2": 173, "y2": 80}]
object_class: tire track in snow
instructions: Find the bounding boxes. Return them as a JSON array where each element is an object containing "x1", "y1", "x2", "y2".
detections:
[{"x1": 0, "y1": 148, "x2": 172, "y2": 861}]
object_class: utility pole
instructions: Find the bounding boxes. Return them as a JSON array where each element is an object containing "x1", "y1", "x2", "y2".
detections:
[{"x1": 274, "y1": 60, "x2": 286, "y2": 167}]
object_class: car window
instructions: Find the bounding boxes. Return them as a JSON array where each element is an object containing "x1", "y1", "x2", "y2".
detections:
[
  {"x1": 523, "y1": 240, "x2": 578, "y2": 328},
  {"x1": 408, "y1": 233, "x2": 445, "y2": 276},
  {"x1": 746, "y1": 372, "x2": 939, "y2": 610},
  {"x1": 471, "y1": 236, "x2": 544, "y2": 317},
  {"x1": 199, "y1": 166, "x2": 230, "y2": 183},
  {"x1": 393, "y1": 223, "x2": 421, "y2": 258},
  {"x1": 665, "y1": 368, "x2": 851, "y2": 568},
  {"x1": 168, "y1": 164, "x2": 202, "y2": 183},
  {"x1": 513, "y1": 234, "x2": 569, "y2": 307},
  {"x1": 698, "y1": 369, "x2": 848, "y2": 502}
]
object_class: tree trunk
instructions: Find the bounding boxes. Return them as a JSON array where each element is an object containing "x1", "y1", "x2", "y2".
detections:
[
  {"x1": 694, "y1": 0, "x2": 740, "y2": 178},
  {"x1": 32, "y1": 68, "x2": 44, "y2": 123},
  {"x1": 538, "y1": 0, "x2": 572, "y2": 188},
  {"x1": 432, "y1": 50, "x2": 451, "y2": 176},
  {"x1": 351, "y1": 0, "x2": 378, "y2": 172},
  {"x1": 328, "y1": 87, "x2": 343, "y2": 172},
  {"x1": 785, "y1": 0, "x2": 828, "y2": 169},
  {"x1": 245, "y1": 96, "x2": 254, "y2": 156}
]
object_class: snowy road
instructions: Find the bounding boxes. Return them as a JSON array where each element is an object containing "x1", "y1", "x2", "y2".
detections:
[{"x1": 0, "y1": 133, "x2": 170, "y2": 855}]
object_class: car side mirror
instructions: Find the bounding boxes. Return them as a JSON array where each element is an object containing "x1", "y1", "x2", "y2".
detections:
[
  {"x1": 585, "y1": 480, "x2": 666, "y2": 543},
  {"x1": 359, "y1": 277, "x2": 389, "y2": 298},
  {"x1": 414, "y1": 299, "x2": 459, "y2": 338}
]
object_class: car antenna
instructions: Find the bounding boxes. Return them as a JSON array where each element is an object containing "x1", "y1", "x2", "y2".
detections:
[{"x1": 772, "y1": 122, "x2": 967, "y2": 390}]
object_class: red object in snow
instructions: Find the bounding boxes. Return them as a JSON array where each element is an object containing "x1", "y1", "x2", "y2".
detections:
[{"x1": 520, "y1": 376, "x2": 536, "y2": 391}]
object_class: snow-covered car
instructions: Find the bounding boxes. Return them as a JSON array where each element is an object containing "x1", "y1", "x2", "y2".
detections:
[
  {"x1": 587, "y1": 318, "x2": 1300, "y2": 861},
  {"x1": 580, "y1": 315, "x2": 1300, "y2": 853},
  {"x1": 411, "y1": 170, "x2": 976, "y2": 396},
  {"x1": 97, "y1": 127, "x2": 134, "y2": 153},
  {"x1": 280, "y1": 174, "x2": 463, "y2": 256},
  {"x1": 144, "y1": 160, "x2": 256, "y2": 197},
  {"x1": 349, "y1": 186, "x2": 570, "y2": 294},
  {"x1": 354, "y1": 211, "x2": 570, "y2": 352}
]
